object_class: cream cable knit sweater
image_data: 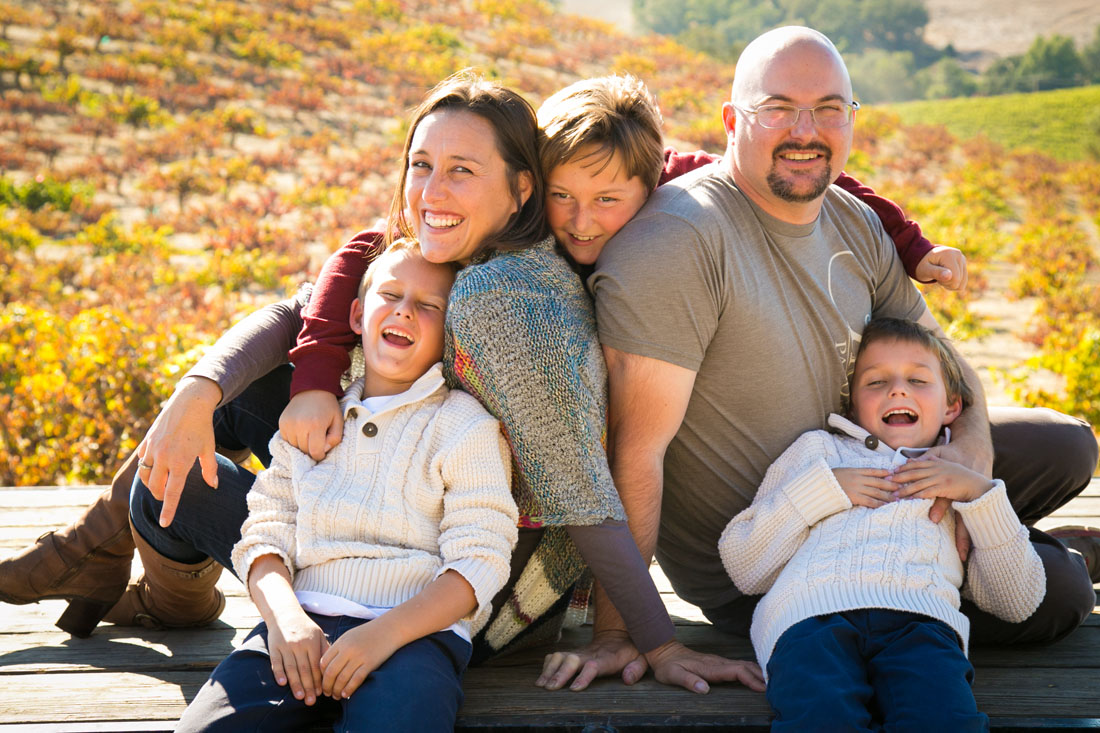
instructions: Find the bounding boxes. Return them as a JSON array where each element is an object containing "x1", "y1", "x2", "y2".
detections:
[
  {"x1": 719, "y1": 414, "x2": 1045, "y2": 676},
  {"x1": 231, "y1": 363, "x2": 519, "y2": 638}
]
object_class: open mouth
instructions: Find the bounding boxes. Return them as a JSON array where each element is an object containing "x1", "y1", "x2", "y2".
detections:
[
  {"x1": 382, "y1": 327, "x2": 414, "y2": 346},
  {"x1": 882, "y1": 408, "x2": 918, "y2": 425}
]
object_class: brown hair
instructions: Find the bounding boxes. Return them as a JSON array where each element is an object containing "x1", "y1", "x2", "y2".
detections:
[
  {"x1": 537, "y1": 75, "x2": 665, "y2": 192},
  {"x1": 357, "y1": 238, "x2": 458, "y2": 300},
  {"x1": 850, "y1": 317, "x2": 973, "y2": 410},
  {"x1": 388, "y1": 70, "x2": 547, "y2": 258}
]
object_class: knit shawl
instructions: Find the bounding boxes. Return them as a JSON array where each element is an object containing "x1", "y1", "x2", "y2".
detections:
[{"x1": 444, "y1": 236, "x2": 626, "y2": 653}]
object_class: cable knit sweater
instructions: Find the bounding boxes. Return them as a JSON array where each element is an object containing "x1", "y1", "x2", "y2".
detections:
[
  {"x1": 231, "y1": 363, "x2": 519, "y2": 638},
  {"x1": 719, "y1": 414, "x2": 1045, "y2": 676}
]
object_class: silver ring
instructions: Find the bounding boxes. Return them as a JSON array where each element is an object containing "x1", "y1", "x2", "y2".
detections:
[{"x1": 137, "y1": 460, "x2": 153, "y2": 470}]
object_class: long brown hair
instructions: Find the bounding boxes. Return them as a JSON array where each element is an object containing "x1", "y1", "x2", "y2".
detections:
[{"x1": 388, "y1": 70, "x2": 547, "y2": 259}]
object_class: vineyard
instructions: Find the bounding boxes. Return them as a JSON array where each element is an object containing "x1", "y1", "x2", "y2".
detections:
[{"x1": 2, "y1": 0, "x2": 1099, "y2": 485}]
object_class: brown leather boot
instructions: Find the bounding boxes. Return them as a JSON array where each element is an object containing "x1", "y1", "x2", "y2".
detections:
[
  {"x1": 0, "y1": 452, "x2": 138, "y2": 638},
  {"x1": 102, "y1": 522, "x2": 225, "y2": 629}
]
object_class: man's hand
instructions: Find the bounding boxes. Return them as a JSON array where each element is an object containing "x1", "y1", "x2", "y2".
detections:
[
  {"x1": 279, "y1": 390, "x2": 343, "y2": 461},
  {"x1": 536, "y1": 630, "x2": 646, "y2": 691},
  {"x1": 832, "y1": 467, "x2": 897, "y2": 508},
  {"x1": 267, "y1": 608, "x2": 329, "y2": 706},
  {"x1": 320, "y1": 621, "x2": 400, "y2": 700},
  {"x1": 644, "y1": 639, "x2": 765, "y2": 694},
  {"x1": 136, "y1": 376, "x2": 222, "y2": 527},
  {"x1": 914, "y1": 245, "x2": 968, "y2": 291}
]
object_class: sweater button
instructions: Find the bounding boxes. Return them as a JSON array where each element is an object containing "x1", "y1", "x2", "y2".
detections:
[
  {"x1": 362, "y1": 422, "x2": 378, "y2": 437},
  {"x1": 865, "y1": 435, "x2": 879, "y2": 450}
]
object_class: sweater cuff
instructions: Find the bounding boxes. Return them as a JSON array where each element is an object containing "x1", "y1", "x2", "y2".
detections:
[
  {"x1": 288, "y1": 348, "x2": 349, "y2": 397},
  {"x1": 953, "y1": 480, "x2": 1021, "y2": 548},
  {"x1": 232, "y1": 541, "x2": 294, "y2": 589},
  {"x1": 438, "y1": 557, "x2": 507, "y2": 623},
  {"x1": 782, "y1": 458, "x2": 852, "y2": 527}
]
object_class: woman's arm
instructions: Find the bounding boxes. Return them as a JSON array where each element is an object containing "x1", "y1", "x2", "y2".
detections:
[
  {"x1": 280, "y1": 230, "x2": 383, "y2": 460},
  {"x1": 139, "y1": 291, "x2": 307, "y2": 525},
  {"x1": 287, "y1": 229, "x2": 384, "y2": 398},
  {"x1": 185, "y1": 289, "x2": 308, "y2": 408}
]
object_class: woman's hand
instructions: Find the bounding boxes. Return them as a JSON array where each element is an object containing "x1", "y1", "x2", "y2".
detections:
[
  {"x1": 914, "y1": 245, "x2": 968, "y2": 291},
  {"x1": 279, "y1": 390, "x2": 343, "y2": 460},
  {"x1": 832, "y1": 467, "x2": 897, "y2": 509},
  {"x1": 319, "y1": 621, "x2": 400, "y2": 700},
  {"x1": 536, "y1": 629, "x2": 646, "y2": 691},
  {"x1": 136, "y1": 376, "x2": 222, "y2": 527},
  {"x1": 267, "y1": 608, "x2": 329, "y2": 706}
]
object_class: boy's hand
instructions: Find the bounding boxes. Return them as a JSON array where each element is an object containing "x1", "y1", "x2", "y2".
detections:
[
  {"x1": 914, "y1": 245, "x2": 968, "y2": 291},
  {"x1": 320, "y1": 621, "x2": 400, "y2": 700},
  {"x1": 832, "y1": 467, "x2": 897, "y2": 508},
  {"x1": 267, "y1": 609, "x2": 329, "y2": 706},
  {"x1": 891, "y1": 454, "x2": 994, "y2": 503},
  {"x1": 279, "y1": 390, "x2": 343, "y2": 460}
]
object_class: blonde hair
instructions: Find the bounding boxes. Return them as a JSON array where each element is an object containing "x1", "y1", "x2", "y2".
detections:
[
  {"x1": 849, "y1": 317, "x2": 973, "y2": 412},
  {"x1": 357, "y1": 238, "x2": 458, "y2": 300},
  {"x1": 537, "y1": 75, "x2": 665, "y2": 192}
]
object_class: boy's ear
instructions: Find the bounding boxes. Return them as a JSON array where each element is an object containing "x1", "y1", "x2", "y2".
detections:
[
  {"x1": 349, "y1": 298, "x2": 364, "y2": 335},
  {"x1": 942, "y1": 396, "x2": 963, "y2": 425}
]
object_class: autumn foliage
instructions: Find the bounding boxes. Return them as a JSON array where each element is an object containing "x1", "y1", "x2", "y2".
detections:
[{"x1": 1, "y1": 0, "x2": 1098, "y2": 484}]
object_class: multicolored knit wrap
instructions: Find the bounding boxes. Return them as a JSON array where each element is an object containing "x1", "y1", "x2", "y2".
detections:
[{"x1": 444, "y1": 236, "x2": 626, "y2": 654}]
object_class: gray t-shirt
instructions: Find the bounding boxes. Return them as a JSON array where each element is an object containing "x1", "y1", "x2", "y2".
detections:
[{"x1": 591, "y1": 164, "x2": 927, "y2": 611}]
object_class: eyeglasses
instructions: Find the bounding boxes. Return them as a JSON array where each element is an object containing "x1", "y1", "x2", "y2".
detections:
[{"x1": 736, "y1": 101, "x2": 860, "y2": 129}]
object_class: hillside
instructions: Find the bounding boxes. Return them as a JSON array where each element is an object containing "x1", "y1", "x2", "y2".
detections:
[
  {"x1": 886, "y1": 85, "x2": 1100, "y2": 161},
  {"x1": 3, "y1": 0, "x2": 1099, "y2": 485},
  {"x1": 561, "y1": 0, "x2": 1100, "y2": 70}
]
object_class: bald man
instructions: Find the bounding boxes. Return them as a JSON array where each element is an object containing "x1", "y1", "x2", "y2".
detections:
[{"x1": 542, "y1": 26, "x2": 1097, "y2": 692}]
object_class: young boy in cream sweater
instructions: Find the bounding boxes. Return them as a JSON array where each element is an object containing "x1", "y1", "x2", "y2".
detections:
[
  {"x1": 176, "y1": 239, "x2": 518, "y2": 733},
  {"x1": 720, "y1": 317, "x2": 1045, "y2": 732}
]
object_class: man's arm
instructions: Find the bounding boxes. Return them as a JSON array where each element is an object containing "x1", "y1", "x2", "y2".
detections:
[
  {"x1": 916, "y1": 308, "x2": 992, "y2": 476},
  {"x1": 603, "y1": 347, "x2": 697, "y2": 565},
  {"x1": 539, "y1": 347, "x2": 764, "y2": 694}
]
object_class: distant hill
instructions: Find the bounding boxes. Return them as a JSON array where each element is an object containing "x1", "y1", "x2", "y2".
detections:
[
  {"x1": 924, "y1": 0, "x2": 1100, "y2": 70},
  {"x1": 559, "y1": 0, "x2": 1100, "y2": 69}
]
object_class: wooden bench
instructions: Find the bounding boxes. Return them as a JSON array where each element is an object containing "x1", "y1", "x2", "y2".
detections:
[{"x1": 1, "y1": 481, "x2": 1098, "y2": 731}]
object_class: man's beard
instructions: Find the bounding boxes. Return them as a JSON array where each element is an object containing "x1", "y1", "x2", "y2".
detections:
[{"x1": 767, "y1": 142, "x2": 833, "y2": 203}]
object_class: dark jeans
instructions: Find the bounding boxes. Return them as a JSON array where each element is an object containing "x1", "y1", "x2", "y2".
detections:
[
  {"x1": 132, "y1": 369, "x2": 1098, "y2": 645},
  {"x1": 175, "y1": 612, "x2": 470, "y2": 733},
  {"x1": 766, "y1": 610, "x2": 988, "y2": 732}
]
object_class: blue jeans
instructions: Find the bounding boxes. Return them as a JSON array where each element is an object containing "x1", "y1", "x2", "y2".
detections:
[
  {"x1": 765, "y1": 610, "x2": 988, "y2": 733},
  {"x1": 129, "y1": 365, "x2": 292, "y2": 569},
  {"x1": 176, "y1": 612, "x2": 470, "y2": 732}
]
